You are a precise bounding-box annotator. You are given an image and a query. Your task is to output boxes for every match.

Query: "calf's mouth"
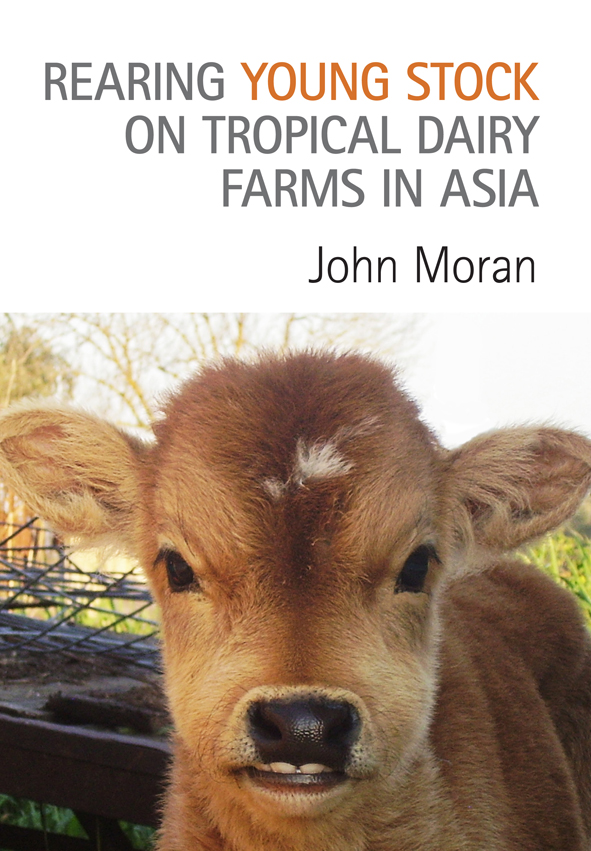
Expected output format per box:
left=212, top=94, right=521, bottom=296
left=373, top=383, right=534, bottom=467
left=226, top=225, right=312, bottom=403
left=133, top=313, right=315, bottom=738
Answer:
left=246, top=761, right=347, bottom=791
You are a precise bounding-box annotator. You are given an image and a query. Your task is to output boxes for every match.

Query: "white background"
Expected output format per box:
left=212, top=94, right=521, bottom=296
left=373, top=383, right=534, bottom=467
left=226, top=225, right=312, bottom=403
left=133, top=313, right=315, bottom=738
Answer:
left=1, top=0, right=588, bottom=311
left=401, top=314, right=591, bottom=446
left=1, top=1, right=590, bottom=440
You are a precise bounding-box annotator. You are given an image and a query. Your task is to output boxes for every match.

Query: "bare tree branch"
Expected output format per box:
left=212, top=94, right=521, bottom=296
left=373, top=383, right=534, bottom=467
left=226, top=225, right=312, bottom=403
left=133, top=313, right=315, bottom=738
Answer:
left=1, top=313, right=421, bottom=430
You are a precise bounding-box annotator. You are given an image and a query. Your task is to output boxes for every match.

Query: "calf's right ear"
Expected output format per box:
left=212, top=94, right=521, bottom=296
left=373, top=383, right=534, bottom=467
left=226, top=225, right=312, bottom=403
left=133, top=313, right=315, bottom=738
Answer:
left=0, top=405, right=145, bottom=547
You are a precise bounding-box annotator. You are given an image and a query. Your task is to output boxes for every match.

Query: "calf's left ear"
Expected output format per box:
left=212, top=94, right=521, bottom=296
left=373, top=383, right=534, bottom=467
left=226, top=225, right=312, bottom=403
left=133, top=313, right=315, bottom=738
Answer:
left=0, top=405, right=145, bottom=548
left=445, top=427, right=591, bottom=551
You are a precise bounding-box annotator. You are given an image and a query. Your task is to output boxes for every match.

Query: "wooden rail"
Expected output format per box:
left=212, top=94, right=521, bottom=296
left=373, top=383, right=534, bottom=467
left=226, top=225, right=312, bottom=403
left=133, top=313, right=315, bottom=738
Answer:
left=0, top=712, right=171, bottom=850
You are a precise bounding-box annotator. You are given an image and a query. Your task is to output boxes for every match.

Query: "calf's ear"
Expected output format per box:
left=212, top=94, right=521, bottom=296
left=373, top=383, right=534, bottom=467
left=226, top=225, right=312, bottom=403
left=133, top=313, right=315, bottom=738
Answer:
left=446, top=427, right=591, bottom=551
left=0, top=405, right=145, bottom=547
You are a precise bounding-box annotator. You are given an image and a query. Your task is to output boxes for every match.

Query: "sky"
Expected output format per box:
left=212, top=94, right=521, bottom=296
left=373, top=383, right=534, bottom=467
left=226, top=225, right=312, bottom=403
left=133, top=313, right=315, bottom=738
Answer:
left=398, top=313, right=591, bottom=446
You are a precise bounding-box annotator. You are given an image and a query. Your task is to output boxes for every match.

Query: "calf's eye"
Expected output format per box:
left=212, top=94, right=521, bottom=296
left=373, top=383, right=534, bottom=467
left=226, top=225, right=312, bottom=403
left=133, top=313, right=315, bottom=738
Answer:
left=396, top=545, right=438, bottom=594
left=162, top=550, right=197, bottom=592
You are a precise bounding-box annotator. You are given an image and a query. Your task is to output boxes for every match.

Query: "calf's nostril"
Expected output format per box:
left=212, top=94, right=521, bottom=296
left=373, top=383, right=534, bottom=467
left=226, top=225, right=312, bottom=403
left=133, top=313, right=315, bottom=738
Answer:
left=247, top=698, right=360, bottom=771
left=249, top=703, right=284, bottom=743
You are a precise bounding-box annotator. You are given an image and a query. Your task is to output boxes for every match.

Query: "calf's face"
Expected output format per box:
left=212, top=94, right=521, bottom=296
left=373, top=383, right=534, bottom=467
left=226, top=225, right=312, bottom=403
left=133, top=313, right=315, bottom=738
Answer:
left=141, top=355, right=443, bottom=819
left=1, top=352, right=591, bottom=834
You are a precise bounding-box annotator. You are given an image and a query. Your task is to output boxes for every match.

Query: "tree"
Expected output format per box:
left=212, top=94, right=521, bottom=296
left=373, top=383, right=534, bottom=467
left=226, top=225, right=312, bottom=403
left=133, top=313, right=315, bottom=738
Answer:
left=0, top=318, right=75, bottom=408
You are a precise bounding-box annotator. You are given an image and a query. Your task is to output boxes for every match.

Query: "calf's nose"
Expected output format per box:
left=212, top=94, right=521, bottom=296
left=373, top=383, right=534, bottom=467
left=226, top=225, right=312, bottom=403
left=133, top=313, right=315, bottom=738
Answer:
left=247, top=697, right=360, bottom=771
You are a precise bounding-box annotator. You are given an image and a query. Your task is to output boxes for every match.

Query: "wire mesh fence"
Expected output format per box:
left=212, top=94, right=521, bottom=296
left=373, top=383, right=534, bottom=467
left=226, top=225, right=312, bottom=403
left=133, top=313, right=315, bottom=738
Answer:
left=0, top=518, right=160, bottom=669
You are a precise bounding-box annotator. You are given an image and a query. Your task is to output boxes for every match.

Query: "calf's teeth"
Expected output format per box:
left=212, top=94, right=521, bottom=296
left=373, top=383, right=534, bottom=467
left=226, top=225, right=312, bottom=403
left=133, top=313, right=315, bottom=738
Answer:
left=253, top=762, right=334, bottom=775
left=269, top=762, right=298, bottom=774
left=300, top=763, right=333, bottom=774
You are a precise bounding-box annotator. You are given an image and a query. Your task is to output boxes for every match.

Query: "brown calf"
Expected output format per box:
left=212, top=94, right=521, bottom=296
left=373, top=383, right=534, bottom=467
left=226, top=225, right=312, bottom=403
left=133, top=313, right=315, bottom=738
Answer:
left=1, top=351, right=591, bottom=851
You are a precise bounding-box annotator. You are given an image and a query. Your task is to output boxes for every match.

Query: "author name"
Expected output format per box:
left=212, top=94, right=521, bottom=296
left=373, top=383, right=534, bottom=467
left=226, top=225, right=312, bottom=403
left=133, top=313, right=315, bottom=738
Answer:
left=309, top=245, right=535, bottom=283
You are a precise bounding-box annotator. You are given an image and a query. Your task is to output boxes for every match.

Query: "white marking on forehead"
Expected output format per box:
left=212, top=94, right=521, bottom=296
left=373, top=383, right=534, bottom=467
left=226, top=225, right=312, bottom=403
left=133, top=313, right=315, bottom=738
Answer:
left=259, top=421, right=377, bottom=501
left=293, top=438, right=353, bottom=485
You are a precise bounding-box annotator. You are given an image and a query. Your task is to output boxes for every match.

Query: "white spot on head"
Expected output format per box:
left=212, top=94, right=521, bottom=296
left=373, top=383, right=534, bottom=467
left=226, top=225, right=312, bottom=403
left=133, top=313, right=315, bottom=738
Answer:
left=293, top=438, right=353, bottom=485
left=260, top=429, right=361, bottom=500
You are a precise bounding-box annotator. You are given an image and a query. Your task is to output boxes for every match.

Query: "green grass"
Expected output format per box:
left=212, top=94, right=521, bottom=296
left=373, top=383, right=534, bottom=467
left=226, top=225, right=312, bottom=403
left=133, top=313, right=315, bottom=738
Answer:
left=66, top=597, right=159, bottom=635
left=523, top=529, right=591, bottom=627
left=14, top=594, right=160, bottom=636
left=0, top=794, right=155, bottom=849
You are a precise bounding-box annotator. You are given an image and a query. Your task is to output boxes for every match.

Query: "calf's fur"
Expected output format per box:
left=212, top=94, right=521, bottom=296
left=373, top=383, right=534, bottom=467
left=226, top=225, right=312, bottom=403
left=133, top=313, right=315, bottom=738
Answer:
left=1, top=351, right=591, bottom=850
